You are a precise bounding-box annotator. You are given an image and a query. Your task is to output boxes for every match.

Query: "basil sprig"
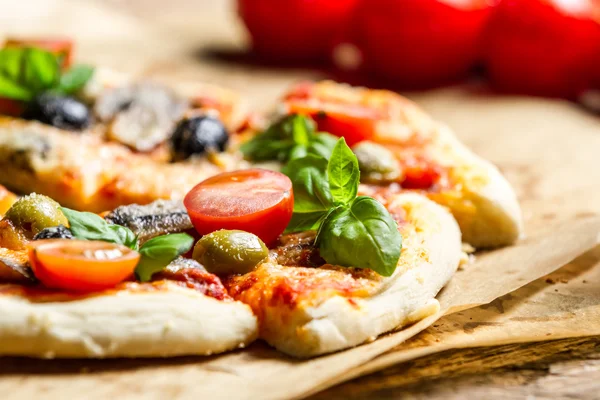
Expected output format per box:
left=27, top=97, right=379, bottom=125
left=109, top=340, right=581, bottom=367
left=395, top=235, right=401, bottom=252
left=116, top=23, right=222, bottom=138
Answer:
left=240, top=114, right=338, bottom=163
left=61, top=208, right=138, bottom=250
left=0, top=47, right=94, bottom=101
left=283, top=138, right=402, bottom=277
left=61, top=208, right=193, bottom=282
left=135, top=233, right=195, bottom=282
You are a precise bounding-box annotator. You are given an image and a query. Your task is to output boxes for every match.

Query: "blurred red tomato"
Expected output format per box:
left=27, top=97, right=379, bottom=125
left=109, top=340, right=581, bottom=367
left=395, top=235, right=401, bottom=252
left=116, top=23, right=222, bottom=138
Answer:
left=238, top=0, right=359, bottom=62
left=484, top=0, right=600, bottom=98
left=350, top=0, right=496, bottom=89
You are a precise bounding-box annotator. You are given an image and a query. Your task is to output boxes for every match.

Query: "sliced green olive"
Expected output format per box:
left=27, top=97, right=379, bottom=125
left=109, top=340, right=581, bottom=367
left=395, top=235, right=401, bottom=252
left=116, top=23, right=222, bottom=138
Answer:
left=353, top=141, right=402, bottom=184
left=5, top=193, right=68, bottom=237
left=192, top=230, right=268, bottom=275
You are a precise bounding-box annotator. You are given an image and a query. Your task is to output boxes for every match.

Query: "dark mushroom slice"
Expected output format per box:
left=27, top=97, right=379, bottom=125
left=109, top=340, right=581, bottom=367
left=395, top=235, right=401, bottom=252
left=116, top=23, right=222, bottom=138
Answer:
left=104, top=199, right=193, bottom=245
left=94, top=83, right=188, bottom=152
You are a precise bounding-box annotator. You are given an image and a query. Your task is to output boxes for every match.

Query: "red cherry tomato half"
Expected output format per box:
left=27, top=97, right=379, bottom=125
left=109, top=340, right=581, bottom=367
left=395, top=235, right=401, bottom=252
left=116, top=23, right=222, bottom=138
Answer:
left=4, top=38, right=74, bottom=69
left=353, top=0, right=495, bottom=89
left=237, top=0, right=359, bottom=62
left=29, top=240, right=140, bottom=292
left=484, top=0, right=600, bottom=99
left=184, top=169, right=294, bottom=245
left=286, top=100, right=378, bottom=147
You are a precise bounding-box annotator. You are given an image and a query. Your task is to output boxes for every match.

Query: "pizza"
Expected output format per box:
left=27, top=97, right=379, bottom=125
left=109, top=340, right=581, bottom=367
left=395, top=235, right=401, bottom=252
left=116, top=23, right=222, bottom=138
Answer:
left=0, top=39, right=522, bottom=358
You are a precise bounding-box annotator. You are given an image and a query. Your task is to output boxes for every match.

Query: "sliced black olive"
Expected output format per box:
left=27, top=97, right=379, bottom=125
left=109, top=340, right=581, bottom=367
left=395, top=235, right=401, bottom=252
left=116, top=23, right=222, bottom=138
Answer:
left=33, top=225, right=74, bottom=240
left=23, top=93, right=91, bottom=131
left=170, top=115, right=229, bottom=161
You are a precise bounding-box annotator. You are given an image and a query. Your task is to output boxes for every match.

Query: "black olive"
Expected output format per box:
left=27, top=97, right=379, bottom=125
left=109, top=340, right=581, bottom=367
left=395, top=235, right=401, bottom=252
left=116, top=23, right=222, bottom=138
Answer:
left=170, top=115, right=228, bottom=161
left=33, top=225, right=74, bottom=240
left=23, top=93, right=91, bottom=131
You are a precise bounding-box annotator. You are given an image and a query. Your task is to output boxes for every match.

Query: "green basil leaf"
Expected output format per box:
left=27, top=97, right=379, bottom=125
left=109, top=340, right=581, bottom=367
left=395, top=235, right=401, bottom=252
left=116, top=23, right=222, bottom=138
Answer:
left=108, top=224, right=139, bottom=250
left=135, top=233, right=194, bottom=282
left=0, top=75, right=32, bottom=101
left=0, top=47, right=60, bottom=100
left=61, top=207, right=137, bottom=249
left=240, top=136, right=294, bottom=162
left=57, top=64, right=94, bottom=94
left=242, top=114, right=317, bottom=162
left=291, top=114, right=311, bottom=146
left=317, top=196, right=402, bottom=277
left=22, top=48, right=60, bottom=92
left=306, top=133, right=338, bottom=160
left=283, top=155, right=333, bottom=213
left=284, top=210, right=327, bottom=234
left=327, top=138, right=360, bottom=205
left=289, top=143, right=308, bottom=161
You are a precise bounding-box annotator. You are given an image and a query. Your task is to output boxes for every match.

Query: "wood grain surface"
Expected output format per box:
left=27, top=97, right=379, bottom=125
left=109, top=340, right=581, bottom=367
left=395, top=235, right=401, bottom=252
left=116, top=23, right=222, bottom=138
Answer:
left=2, top=1, right=600, bottom=399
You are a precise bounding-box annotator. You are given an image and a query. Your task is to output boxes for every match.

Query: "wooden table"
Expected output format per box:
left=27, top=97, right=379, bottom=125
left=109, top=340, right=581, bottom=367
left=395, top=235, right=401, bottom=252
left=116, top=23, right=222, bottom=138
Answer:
left=3, top=1, right=600, bottom=398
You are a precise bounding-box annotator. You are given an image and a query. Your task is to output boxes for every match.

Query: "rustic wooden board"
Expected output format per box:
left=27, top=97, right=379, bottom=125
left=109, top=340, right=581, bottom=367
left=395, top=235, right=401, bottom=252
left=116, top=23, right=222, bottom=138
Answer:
left=2, top=1, right=600, bottom=399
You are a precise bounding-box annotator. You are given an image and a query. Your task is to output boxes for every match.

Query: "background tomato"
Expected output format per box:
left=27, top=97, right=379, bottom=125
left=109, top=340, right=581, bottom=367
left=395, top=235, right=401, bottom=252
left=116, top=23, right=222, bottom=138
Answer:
left=238, top=0, right=359, bottom=62
left=184, top=169, right=294, bottom=245
left=351, top=0, right=496, bottom=89
left=484, top=0, right=600, bottom=98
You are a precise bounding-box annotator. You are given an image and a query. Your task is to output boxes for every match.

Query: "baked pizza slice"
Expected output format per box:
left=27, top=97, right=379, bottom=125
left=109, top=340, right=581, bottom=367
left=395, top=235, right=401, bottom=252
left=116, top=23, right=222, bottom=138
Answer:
left=226, top=190, right=461, bottom=357
left=0, top=191, right=257, bottom=358
left=0, top=117, right=248, bottom=212
left=181, top=140, right=463, bottom=357
left=276, top=81, right=523, bottom=248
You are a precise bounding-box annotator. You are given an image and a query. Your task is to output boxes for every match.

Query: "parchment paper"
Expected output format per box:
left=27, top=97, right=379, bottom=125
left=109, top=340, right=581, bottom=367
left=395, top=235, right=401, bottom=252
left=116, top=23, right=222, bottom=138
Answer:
left=2, top=1, right=600, bottom=399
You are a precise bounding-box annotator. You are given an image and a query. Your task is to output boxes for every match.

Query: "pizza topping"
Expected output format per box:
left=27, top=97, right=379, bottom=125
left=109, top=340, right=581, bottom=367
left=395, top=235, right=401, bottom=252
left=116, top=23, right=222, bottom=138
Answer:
left=104, top=199, right=193, bottom=245
left=0, top=46, right=94, bottom=112
left=96, top=84, right=187, bottom=152
left=353, top=141, right=402, bottom=184
left=33, top=225, right=74, bottom=240
left=285, top=101, right=378, bottom=146
left=60, top=207, right=195, bottom=283
left=240, top=114, right=337, bottom=163
left=22, top=93, right=91, bottom=131
left=61, top=207, right=138, bottom=249
left=5, top=194, right=68, bottom=238
left=134, top=233, right=195, bottom=282
left=271, top=231, right=324, bottom=267
left=192, top=230, right=268, bottom=275
left=29, top=239, right=140, bottom=292
left=170, top=115, right=229, bottom=161
left=184, top=168, right=294, bottom=245
left=283, top=138, right=402, bottom=276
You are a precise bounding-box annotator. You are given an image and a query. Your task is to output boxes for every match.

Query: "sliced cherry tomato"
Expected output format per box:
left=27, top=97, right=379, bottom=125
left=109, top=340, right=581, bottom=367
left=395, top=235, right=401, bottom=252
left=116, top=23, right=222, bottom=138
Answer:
left=184, top=169, right=293, bottom=245
left=351, top=0, right=495, bottom=89
left=29, top=240, right=140, bottom=292
left=4, top=38, right=74, bottom=69
left=401, top=158, right=442, bottom=190
left=237, top=0, right=359, bottom=62
left=285, top=100, right=378, bottom=147
left=484, top=0, right=600, bottom=99
left=0, top=185, right=17, bottom=216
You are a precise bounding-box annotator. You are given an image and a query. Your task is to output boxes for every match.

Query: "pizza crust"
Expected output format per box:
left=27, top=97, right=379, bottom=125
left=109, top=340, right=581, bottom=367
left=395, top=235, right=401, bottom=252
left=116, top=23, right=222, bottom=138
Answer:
left=0, top=283, right=258, bottom=358
left=243, top=193, right=462, bottom=358
left=431, top=125, right=523, bottom=248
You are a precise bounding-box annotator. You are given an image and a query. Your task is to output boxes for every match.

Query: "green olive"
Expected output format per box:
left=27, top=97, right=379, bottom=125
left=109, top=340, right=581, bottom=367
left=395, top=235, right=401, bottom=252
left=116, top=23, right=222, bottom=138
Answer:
left=5, top=193, right=68, bottom=236
left=353, top=141, right=401, bottom=184
left=193, top=230, right=268, bottom=275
